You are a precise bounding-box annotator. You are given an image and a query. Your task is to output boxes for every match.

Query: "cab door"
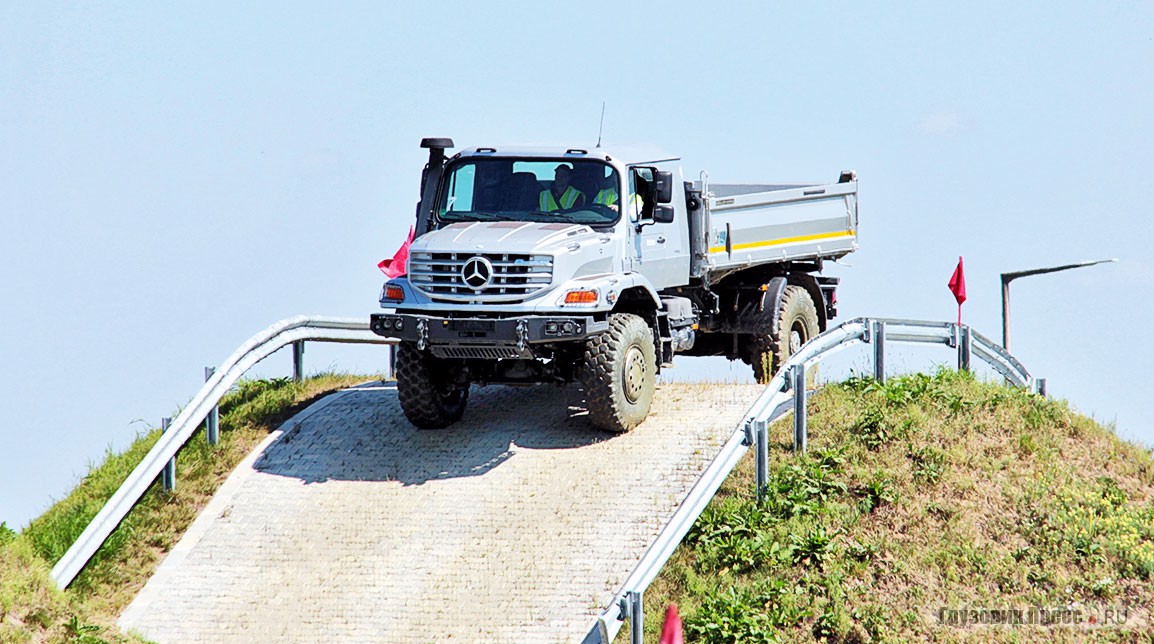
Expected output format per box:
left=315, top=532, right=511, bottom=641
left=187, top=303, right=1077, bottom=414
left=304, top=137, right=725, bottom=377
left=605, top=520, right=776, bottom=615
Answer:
left=630, top=166, right=689, bottom=289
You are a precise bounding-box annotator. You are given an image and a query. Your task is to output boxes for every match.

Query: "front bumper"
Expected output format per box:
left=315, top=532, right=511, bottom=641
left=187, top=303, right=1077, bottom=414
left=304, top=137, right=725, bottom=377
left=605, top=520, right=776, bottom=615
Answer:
left=370, top=312, right=608, bottom=359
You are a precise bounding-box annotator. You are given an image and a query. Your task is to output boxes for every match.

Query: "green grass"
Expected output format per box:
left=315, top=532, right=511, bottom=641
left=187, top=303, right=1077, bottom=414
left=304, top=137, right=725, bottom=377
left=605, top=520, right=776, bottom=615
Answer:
left=0, top=373, right=375, bottom=644
left=640, top=369, right=1154, bottom=643
left=7, top=369, right=1152, bottom=643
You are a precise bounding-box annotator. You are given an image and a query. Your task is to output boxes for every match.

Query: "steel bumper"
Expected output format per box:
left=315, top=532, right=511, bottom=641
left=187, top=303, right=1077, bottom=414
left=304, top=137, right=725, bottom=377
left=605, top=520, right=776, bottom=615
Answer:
left=370, top=312, right=608, bottom=356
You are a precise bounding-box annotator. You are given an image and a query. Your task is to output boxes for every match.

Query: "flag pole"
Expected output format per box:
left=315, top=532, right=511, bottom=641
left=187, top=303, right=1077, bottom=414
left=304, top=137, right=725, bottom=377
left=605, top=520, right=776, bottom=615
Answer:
left=948, top=256, right=966, bottom=328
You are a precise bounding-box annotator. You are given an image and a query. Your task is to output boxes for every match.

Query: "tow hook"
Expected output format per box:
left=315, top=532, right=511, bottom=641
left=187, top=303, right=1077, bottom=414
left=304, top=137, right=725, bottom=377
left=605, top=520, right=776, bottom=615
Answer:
left=416, top=318, right=429, bottom=351
left=516, top=319, right=529, bottom=352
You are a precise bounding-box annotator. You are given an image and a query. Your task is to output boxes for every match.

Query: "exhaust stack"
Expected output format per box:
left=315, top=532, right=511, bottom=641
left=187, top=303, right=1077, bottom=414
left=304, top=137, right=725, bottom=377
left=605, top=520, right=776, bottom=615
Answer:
left=415, top=137, right=454, bottom=237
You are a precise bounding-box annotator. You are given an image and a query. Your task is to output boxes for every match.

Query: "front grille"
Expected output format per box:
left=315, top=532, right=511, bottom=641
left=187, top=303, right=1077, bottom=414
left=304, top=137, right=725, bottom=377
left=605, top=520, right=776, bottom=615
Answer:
left=429, top=346, right=530, bottom=359
left=409, top=252, right=553, bottom=303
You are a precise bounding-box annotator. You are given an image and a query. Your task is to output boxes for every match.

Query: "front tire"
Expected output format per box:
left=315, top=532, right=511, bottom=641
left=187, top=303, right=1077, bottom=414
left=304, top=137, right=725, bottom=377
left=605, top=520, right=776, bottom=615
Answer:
left=581, top=313, right=657, bottom=433
left=749, top=285, right=820, bottom=384
left=396, top=342, right=469, bottom=429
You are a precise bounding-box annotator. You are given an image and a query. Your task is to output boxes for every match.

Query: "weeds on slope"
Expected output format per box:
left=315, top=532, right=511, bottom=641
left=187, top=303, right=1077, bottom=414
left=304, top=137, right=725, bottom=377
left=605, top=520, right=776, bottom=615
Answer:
left=642, top=369, right=1154, bottom=643
left=1, top=373, right=373, bottom=643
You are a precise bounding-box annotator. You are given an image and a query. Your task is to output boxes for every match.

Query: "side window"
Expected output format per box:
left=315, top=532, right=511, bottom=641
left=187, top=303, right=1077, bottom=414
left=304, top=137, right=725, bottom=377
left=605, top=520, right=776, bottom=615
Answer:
left=631, top=168, right=655, bottom=220
left=443, top=164, right=475, bottom=213
left=627, top=171, right=639, bottom=222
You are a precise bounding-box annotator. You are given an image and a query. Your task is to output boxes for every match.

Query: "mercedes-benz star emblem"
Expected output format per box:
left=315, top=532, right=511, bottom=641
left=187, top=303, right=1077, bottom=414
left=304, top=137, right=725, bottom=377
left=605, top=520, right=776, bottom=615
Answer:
left=461, top=256, right=493, bottom=289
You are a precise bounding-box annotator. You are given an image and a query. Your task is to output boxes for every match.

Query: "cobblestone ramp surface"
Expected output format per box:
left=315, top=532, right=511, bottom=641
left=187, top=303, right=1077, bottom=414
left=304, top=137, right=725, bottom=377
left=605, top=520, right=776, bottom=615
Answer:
left=119, top=381, right=762, bottom=643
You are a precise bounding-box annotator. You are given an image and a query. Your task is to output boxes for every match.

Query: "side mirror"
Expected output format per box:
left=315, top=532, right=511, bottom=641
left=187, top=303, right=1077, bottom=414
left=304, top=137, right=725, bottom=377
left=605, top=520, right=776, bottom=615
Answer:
left=653, top=205, right=675, bottom=224
left=654, top=171, right=674, bottom=204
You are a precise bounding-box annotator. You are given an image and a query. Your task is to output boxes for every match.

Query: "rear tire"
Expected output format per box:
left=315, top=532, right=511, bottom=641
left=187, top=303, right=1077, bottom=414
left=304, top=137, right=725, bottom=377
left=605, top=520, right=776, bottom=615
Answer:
left=749, top=285, right=819, bottom=384
left=396, top=342, right=469, bottom=429
left=581, top=313, right=657, bottom=432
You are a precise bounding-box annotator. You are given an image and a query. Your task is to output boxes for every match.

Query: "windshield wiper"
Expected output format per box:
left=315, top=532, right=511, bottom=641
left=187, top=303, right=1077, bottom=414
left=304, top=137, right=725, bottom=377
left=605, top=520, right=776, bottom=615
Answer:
left=443, top=211, right=503, bottom=221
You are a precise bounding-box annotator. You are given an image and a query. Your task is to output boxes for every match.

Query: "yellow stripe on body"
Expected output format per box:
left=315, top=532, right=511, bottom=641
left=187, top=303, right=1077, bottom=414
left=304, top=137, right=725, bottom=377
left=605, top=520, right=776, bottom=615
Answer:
left=708, top=229, right=854, bottom=254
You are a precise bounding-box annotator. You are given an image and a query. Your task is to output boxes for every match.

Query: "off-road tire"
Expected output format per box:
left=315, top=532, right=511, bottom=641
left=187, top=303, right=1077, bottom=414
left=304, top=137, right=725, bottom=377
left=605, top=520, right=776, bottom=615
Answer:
left=749, top=285, right=820, bottom=384
left=396, top=342, right=469, bottom=429
left=581, top=313, right=657, bottom=433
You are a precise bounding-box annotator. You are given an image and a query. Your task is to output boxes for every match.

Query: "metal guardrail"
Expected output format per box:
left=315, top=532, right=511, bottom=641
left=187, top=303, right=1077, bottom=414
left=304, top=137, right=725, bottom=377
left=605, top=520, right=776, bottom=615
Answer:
left=50, top=316, right=395, bottom=589
left=588, top=317, right=1039, bottom=644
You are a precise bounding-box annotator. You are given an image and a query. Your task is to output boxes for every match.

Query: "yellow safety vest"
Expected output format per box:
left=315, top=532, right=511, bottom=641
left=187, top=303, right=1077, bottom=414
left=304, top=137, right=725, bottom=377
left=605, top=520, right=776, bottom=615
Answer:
left=539, top=186, right=584, bottom=211
left=595, top=189, right=642, bottom=217
left=593, top=188, right=618, bottom=206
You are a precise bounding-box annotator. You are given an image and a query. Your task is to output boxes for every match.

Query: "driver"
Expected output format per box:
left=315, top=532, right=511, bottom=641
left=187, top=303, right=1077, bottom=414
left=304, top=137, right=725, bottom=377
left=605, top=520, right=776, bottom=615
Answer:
left=539, top=164, right=586, bottom=212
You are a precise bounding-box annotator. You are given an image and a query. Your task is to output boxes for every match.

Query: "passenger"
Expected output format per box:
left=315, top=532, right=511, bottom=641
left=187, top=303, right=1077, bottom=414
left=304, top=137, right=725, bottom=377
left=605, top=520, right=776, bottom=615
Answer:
left=539, top=164, right=586, bottom=211
left=592, top=172, right=619, bottom=208
left=593, top=172, right=642, bottom=219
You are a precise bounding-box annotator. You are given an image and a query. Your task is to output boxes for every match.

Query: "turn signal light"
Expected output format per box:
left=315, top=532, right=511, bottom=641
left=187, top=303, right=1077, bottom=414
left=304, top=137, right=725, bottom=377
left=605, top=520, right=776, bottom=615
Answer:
left=383, top=285, right=405, bottom=302
left=564, top=289, right=598, bottom=304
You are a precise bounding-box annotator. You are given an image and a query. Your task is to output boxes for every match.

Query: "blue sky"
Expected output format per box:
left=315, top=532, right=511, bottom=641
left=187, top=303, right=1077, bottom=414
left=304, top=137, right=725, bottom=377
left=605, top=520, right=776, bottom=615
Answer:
left=2, top=2, right=1152, bottom=529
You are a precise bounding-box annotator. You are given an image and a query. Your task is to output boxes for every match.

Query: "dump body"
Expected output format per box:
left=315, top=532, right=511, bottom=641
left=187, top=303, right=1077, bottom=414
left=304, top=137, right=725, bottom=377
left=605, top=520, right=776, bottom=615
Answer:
left=694, top=181, right=858, bottom=280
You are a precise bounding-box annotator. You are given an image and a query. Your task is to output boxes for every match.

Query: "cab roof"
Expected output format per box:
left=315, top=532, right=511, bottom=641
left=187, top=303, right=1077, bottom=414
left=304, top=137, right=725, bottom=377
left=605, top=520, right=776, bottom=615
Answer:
left=451, top=144, right=678, bottom=167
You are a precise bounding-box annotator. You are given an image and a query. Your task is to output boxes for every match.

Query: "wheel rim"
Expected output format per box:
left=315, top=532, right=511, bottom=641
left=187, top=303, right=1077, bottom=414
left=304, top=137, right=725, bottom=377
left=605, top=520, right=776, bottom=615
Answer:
left=790, top=321, right=807, bottom=354
left=622, top=345, right=647, bottom=404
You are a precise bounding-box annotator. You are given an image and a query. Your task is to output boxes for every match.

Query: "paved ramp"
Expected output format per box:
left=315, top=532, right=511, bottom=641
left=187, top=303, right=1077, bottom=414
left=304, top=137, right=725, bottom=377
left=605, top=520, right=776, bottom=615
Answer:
left=119, top=381, right=761, bottom=643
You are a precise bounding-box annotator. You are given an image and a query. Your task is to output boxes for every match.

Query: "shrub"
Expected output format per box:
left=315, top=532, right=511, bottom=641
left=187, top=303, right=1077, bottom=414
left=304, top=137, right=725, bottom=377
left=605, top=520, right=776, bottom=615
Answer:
left=789, top=524, right=839, bottom=568
left=685, top=582, right=807, bottom=644
left=909, top=446, right=947, bottom=484
left=858, top=472, right=898, bottom=512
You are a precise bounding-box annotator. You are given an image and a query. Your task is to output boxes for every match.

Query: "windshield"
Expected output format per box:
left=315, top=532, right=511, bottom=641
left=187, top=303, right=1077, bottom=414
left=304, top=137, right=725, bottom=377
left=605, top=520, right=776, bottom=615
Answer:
left=436, top=158, right=625, bottom=226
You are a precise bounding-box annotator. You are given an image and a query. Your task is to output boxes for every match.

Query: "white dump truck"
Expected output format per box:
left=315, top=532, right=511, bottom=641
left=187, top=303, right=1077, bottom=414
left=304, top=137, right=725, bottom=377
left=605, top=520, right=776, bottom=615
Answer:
left=371, top=138, right=858, bottom=432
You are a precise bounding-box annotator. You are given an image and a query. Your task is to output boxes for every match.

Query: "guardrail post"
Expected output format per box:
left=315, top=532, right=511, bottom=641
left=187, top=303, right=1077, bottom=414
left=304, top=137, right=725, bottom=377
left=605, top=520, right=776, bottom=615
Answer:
left=292, top=341, right=305, bottom=382
left=957, top=325, right=972, bottom=372
left=205, top=367, right=219, bottom=447
left=755, top=419, right=769, bottom=503
left=386, top=344, right=397, bottom=381
left=872, top=320, right=886, bottom=383
left=793, top=364, right=807, bottom=453
left=161, top=418, right=175, bottom=492
left=1034, top=377, right=1047, bottom=398
left=627, top=590, right=643, bottom=644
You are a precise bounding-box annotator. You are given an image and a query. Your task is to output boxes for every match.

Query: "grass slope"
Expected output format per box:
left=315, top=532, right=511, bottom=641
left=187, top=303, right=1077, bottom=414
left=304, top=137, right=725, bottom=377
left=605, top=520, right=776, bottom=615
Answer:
left=0, top=373, right=374, bottom=644
left=6, top=370, right=1150, bottom=643
left=643, top=370, right=1154, bottom=643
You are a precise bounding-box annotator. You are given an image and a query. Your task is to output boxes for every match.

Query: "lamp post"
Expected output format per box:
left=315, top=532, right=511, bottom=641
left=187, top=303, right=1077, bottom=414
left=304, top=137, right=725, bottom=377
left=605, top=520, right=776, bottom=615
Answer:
left=1001, top=258, right=1117, bottom=351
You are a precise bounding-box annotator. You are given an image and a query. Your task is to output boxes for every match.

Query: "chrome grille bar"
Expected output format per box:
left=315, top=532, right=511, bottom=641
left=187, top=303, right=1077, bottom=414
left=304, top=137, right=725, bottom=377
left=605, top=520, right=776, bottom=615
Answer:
left=408, top=252, right=554, bottom=303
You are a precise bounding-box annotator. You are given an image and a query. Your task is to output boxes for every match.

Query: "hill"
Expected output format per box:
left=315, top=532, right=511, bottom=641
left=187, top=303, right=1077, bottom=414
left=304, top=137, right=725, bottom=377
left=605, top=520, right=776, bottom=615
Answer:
left=3, top=370, right=1151, bottom=643
left=0, top=374, right=370, bottom=644
left=642, top=369, right=1154, bottom=642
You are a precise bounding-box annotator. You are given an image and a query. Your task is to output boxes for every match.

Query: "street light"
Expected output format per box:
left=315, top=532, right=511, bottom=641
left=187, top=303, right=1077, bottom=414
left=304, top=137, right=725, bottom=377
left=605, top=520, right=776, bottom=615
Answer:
left=1001, top=258, right=1117, bottom=351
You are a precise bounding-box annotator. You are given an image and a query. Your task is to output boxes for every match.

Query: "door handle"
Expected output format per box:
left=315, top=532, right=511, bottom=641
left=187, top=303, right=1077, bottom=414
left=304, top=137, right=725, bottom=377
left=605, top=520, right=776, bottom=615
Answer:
left=656, top=236, right=666, bottom=244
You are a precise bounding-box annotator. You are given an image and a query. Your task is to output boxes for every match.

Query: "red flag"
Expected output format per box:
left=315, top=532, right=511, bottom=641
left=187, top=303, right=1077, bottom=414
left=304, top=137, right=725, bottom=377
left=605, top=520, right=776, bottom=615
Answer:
left=948, top=256, right=966, bottom=305
left=378, top=227, right=414, bottom=278
left=659, top=604, right=683, bottom=644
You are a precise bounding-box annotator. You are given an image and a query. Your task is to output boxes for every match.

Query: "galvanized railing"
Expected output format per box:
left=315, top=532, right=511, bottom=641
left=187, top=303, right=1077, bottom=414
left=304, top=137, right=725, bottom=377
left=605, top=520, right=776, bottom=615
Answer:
left=587, top=317, right=1039, bottom=644
left=50, top=316, right=395, bottom=589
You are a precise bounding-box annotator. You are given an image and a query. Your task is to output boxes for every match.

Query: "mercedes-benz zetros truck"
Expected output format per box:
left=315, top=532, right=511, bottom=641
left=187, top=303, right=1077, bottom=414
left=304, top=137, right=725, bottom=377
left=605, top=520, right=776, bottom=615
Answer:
left=371, top=138, right=858, bottom=432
